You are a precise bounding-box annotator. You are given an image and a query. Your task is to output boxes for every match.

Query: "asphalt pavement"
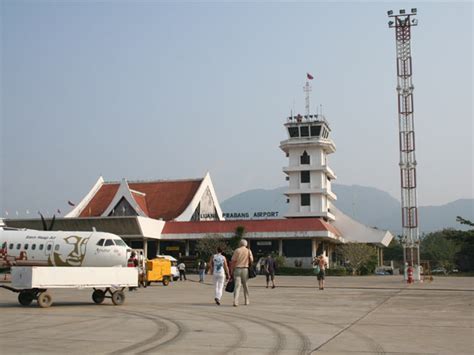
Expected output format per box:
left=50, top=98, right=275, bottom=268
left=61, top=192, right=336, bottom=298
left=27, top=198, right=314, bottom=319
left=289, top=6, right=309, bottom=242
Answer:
left=0, top=275, right=472, bottom=354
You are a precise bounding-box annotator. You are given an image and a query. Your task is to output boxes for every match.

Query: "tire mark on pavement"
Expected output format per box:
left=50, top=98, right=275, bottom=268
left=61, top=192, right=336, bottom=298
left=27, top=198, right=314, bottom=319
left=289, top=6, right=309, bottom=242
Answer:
left=109, top=308, right=180, bottom=355
left=149, top=304, right=248, bottom=354
left=220, top=310, right=287, bottom=354
left=241, top=313, right=312, bottom=355
left=347, top=328, right=386, bottom=355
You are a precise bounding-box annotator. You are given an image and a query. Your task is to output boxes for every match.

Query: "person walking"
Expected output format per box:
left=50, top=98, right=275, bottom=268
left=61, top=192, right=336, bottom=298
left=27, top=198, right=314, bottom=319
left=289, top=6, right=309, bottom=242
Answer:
left=177, top=261, right=187, bottom=281
left=264, top=254, right=276, bottom=289
left=313, top=254, right=328, bottom=290
left=198, top=259, right=207, bottom=282
left=128, top=251, right=139, bottom=291
left=208, top=247, right=230, bottom=305
left=230, top=239, right=253, bottom=307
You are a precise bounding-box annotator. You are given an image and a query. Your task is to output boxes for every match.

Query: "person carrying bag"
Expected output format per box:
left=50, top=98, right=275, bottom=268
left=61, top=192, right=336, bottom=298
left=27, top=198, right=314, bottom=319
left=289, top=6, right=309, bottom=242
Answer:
left=230, top=239, right=253, bottom=306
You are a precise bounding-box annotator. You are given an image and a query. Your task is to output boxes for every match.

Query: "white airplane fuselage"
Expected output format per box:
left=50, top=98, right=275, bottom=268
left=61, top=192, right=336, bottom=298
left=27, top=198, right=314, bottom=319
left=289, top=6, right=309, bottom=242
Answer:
left=0, top=228, right=131, bottom=268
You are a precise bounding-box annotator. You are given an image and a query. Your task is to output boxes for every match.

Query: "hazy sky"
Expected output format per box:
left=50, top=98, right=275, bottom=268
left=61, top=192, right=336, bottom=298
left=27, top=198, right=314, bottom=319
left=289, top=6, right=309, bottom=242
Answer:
left=1, top=1, right=472, bottom=218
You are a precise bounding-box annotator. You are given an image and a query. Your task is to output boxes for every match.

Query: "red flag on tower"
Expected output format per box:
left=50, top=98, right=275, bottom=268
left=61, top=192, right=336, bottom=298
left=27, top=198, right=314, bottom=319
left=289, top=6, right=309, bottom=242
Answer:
left=307, top=73, right=314, bottom=80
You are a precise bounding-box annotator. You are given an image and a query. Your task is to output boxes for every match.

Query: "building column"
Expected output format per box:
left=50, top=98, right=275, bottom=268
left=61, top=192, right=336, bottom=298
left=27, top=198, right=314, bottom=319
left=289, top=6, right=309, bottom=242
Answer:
left=156, top=241, right=161, bottom=255
left=143, top=238, right=148, bottom=259
left=185, top=240, right=190, bottom=256
left=380, top=247, right=384, bottom=266
left=278, top=239, right=283, bottom=256
left=312, top=239, right=318, bottom=260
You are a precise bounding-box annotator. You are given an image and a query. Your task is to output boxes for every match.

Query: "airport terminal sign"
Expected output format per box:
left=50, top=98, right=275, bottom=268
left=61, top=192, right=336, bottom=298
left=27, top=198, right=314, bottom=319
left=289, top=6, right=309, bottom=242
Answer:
left=200, top=211, right=279, bottom=219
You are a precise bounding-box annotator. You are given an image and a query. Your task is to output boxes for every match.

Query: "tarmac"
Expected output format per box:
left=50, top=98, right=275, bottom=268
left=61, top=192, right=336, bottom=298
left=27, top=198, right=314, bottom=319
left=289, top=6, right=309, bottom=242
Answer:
left=0, top=275, right=473, bottom=354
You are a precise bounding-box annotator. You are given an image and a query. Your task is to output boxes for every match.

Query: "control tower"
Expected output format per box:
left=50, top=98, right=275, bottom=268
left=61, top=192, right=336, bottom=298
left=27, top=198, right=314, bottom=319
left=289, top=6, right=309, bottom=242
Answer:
left=279, top=80, right=337, bottom=220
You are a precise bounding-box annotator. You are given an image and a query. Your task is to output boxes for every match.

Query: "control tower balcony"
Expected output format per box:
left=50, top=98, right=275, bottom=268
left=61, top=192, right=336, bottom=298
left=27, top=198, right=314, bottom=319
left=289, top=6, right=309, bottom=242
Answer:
left=280, top=139, right=336, bottom=155
left=285, top=210, right=336, bottom=221
left=284, top=188, right=337, bottom=201
left=282, top=165, right=337, bottom=180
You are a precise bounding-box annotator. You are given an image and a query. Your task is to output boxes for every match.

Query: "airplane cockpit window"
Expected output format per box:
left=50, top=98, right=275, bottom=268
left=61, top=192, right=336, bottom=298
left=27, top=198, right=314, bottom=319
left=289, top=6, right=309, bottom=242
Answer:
left=114, top=240, right=127, bottom=246
left=96, top=239, right=105, bottom=246
left=47, top=245, right=52, bottom=251
left=9, top=243, right=13, bottom=249
left=16, top=243, right=21, bottom=250
left=55, top=245, right=60, bottom=251
left=24, top=244, right=29, bottom=250
left=32, top=244, right=36, bottom=250
left=104, top=239, right=115, bottom=246
left=39, top=244, right=44, bottom=251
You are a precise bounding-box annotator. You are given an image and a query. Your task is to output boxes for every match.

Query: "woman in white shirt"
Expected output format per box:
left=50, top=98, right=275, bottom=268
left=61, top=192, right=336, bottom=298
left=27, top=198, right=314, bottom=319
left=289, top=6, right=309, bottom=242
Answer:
left=208, top=247, right=230, bottom=305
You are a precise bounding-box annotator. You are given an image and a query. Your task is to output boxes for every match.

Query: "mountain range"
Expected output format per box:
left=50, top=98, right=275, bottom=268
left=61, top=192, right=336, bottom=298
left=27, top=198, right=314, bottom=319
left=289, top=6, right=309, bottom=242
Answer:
left=220, top=184, right=474, bottom=234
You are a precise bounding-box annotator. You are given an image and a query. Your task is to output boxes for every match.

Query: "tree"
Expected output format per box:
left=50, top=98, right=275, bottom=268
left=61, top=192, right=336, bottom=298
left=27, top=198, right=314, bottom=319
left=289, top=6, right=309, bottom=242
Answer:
left=449, top=216, right=474, bottom=271
left=456, top=216, right=474, bottom=227
left=420, top=230, right=460, bottom=271
left=195, top=234, right=232, bottom=262
left=383, top=237, right=404, bottom=264
left=337, top=243, right=377, bottom=275
left=229, top=226, right=245, bottom=250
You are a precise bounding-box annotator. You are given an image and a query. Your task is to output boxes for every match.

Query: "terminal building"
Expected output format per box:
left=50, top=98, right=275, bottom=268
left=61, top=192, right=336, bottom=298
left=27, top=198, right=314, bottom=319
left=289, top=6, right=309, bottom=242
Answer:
left=6, top=99, right=393, bottom=268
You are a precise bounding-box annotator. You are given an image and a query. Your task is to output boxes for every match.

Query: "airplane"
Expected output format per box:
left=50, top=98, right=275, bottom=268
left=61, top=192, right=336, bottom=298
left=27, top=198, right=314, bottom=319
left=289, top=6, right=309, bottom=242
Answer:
left=0, top=221, right=132, bottom=268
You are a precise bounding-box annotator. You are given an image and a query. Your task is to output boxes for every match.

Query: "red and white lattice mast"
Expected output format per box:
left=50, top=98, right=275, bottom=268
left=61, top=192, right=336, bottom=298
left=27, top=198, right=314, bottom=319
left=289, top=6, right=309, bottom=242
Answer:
left=388, top=8, right=421, bottom=280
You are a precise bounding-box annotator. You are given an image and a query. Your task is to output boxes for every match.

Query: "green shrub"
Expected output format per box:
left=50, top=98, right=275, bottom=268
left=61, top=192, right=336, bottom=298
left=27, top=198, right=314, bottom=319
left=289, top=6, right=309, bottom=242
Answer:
left=273, top=255, right=286, bottom=269
left=276, top=267, right=315, bottom=276
left=326, top=267, right=348, bottom=276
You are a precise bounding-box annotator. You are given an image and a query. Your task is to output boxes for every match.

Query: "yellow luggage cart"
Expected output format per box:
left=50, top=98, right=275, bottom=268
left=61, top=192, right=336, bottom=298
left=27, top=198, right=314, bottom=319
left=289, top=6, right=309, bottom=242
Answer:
left=145, top=258, right=172, bottom=286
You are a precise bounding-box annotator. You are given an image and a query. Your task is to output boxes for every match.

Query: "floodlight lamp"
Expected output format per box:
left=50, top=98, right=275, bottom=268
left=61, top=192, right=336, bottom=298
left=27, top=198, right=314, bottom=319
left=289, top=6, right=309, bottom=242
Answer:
left=388, top=21, right=394, bottom=26
left=411, top=19, right=418, bottom=25
left=399, top=9, right=405, bottom=14
left=387, top=10, right=393, bottom=16
left=411, top=8, right=417, bottom=14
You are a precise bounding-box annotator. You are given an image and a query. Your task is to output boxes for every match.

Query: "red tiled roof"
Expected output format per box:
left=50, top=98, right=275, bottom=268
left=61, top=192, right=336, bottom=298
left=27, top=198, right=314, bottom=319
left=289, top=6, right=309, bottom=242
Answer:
left=79, top=179, right=203, bottom=220
left=162, top=218, right=341, bottom=237
left=131, top=191, right=149, bottom=216
left=79, top=184, right=119, bottom=217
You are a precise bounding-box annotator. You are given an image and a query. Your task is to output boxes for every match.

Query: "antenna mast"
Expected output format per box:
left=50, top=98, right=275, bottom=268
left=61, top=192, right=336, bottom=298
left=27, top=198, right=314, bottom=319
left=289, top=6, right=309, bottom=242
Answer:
left=304, top=74, right=312, bottom=119
left=387, top=8, right=421, bottom=279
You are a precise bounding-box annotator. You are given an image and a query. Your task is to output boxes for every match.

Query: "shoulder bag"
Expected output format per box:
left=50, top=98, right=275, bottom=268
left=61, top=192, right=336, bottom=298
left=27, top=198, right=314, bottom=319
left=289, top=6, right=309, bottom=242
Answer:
left=225, top=278, right=235, bottom=293
left=248, top=249, right=257, bottom=279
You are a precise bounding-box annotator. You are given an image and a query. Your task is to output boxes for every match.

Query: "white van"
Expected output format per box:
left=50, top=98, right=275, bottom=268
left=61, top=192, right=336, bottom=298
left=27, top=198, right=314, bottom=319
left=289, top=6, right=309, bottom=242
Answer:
left=156, top=254, right=180, bottom=281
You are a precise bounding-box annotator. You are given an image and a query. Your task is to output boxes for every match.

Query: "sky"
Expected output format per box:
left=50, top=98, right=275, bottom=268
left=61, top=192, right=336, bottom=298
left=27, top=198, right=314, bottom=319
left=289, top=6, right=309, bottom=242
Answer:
left=0, top=0, right=472, bottom=218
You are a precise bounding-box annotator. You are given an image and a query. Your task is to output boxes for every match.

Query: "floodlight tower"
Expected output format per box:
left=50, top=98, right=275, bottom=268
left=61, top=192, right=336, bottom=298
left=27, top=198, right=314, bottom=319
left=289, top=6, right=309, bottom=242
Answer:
left=387, top=8, right=421, bottom=280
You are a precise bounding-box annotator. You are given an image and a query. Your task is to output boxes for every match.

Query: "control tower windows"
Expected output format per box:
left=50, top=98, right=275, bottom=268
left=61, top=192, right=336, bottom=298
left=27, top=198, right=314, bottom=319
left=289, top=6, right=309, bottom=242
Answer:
left=301, top=171, right=310, bottom=183
left=311, top=125, right=321, bottom=137
left=301, top=194, right=310, bottom=206
left=288, top=127, right=299, bottom=137
left=300, top=151, right=310, bottom=165
left=300, top=126, right=309, bottom=137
